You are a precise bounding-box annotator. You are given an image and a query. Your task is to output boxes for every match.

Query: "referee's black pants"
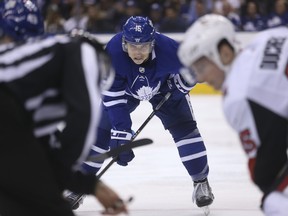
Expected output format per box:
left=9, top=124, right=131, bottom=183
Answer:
left=0, top=88, right=74, bottom=216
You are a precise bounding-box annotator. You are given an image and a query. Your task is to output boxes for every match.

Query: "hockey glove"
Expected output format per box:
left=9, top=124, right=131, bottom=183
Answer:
left=167, top=72, right=196, bottom=94
left=110, top=129, right=135, bottom=166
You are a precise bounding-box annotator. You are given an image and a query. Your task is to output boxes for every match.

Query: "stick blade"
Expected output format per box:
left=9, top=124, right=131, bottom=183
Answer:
left=87, top=138, right=153, bottom=162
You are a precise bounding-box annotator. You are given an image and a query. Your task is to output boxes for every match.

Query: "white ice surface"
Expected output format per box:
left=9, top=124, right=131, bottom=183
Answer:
left=75, top=95, right=263, bottom=216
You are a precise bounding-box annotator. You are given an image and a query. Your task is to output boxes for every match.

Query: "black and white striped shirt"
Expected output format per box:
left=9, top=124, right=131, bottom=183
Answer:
left=0, top=35, right=103, bottom=173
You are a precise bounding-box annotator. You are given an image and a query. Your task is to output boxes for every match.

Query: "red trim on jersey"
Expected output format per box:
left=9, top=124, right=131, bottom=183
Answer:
left=277, top=176, right=288, bottom=192
left=248, top=158, right=256, bottom=181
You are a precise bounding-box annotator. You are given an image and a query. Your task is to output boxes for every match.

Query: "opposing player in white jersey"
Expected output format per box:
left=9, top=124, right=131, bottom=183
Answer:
left=178, top=14, right=288, bottom=216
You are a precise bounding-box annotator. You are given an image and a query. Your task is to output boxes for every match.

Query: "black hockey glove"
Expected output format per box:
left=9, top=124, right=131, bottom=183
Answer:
left=110, top=129, right=135, bottom=166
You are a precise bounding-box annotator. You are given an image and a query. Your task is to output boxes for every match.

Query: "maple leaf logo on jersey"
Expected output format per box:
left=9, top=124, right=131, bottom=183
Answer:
left=130, top=75, right=160, bottom=101
left=134, top=85, right=158, bottom=100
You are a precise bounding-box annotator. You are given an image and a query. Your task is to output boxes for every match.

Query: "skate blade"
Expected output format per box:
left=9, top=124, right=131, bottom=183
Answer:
left=201, top=206, right=210, bottom=216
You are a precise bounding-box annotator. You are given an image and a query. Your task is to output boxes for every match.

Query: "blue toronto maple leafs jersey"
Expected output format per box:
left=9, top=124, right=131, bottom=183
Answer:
left=103, top=32, right=184, bottom=130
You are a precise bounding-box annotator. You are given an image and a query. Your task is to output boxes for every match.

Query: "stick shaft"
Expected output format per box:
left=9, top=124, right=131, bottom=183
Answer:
left=97, top=92, right=171, bottom=178
left=70, top=92, right=171, bottom=208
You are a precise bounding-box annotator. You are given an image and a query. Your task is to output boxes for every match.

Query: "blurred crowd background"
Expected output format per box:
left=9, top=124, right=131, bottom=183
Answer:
left=38, top=0, right=288, bottom=34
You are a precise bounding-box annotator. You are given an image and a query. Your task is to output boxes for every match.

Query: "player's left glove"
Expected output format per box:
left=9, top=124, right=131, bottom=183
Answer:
left=167, top=71, right=196, bottom=94
left=110, top=129, right=135, bottom=166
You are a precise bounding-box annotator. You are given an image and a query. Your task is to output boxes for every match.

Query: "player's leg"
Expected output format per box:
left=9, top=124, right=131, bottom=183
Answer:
left=248, top=101, right=288, bottom=215
left=66, top=97, right=140, bottom=209
left=0, top=89, right=74, bottom=216
left=170, top=120, right=214, bottom=208
left=81, top=115, right=111, bottom=174
left=151, top=94, right=214, bottom=208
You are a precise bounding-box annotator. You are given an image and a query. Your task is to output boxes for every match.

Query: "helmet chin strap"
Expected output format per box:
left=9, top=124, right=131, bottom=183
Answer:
left=222, top=64, right=232, bottom=76
left=142, top=56, right=150, bottom=64
left=139, top=50, right=154, bottom=65
left=218, top=48, right=238, bottom=77
left=211, top=40, right=238, bottom=77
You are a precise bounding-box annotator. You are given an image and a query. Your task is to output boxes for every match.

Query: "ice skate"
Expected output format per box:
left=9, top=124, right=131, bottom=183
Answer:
left=64, top=191, right=85, bottom=210
left=192, top=178, right=214, bottom=215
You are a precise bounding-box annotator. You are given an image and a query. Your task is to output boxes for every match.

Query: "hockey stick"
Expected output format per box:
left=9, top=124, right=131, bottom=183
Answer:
left=87, top=138, right=153, bottom=162
left=70, top=92, right=171, bottom=209
left=272, top=162, right=288, bottom=191
left=97, top=91, right=171, bottom=179
left=69, top=138, right=152, bottom=210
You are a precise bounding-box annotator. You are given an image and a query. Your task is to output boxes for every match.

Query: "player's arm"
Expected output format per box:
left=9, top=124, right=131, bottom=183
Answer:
left=104, top=36, right=133, bottom=131
left=102, top=75, right=135, bottom=166
left=103, top=38, right=135, bottom=166
left=54, top=40, right=104, bottom=193
left=223, top=98, right=261, bottom=182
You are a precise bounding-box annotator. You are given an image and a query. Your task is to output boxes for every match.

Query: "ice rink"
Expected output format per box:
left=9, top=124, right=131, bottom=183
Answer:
left=75, top=95, right=264, bottom=216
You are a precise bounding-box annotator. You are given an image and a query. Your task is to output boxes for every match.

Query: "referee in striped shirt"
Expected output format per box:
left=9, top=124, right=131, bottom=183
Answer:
left=0, top=1, right=127, bottom=215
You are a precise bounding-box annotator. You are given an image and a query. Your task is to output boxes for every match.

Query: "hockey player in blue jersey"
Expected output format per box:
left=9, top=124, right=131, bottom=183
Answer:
left=67, top=16, right=214, bottom=212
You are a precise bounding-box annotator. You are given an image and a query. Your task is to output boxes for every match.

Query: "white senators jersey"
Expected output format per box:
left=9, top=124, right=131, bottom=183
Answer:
left=222, top=26, right=288, bottom=159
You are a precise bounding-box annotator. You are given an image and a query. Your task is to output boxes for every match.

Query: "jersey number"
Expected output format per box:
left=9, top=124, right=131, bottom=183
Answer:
left=239, top=129, right=257, bottom=155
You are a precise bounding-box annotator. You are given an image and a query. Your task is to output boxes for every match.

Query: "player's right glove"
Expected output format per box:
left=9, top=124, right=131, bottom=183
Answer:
left=110, top=129, right=135, bottom=166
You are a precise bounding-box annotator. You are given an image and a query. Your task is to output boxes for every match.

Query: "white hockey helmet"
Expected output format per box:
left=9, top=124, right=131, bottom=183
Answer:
left=178, top=14, right=237, bottom=75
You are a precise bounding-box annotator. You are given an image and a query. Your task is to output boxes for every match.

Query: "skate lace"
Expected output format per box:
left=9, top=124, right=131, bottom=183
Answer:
left=192, top=181, right=210, bottom=203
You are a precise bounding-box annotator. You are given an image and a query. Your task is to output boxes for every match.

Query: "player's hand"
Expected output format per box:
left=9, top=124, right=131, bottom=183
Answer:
left=94, top=181, right=128, bottom=215
left=167, top=72, right=196, bottom=94
left=110, top=129, right=135, bottom=166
